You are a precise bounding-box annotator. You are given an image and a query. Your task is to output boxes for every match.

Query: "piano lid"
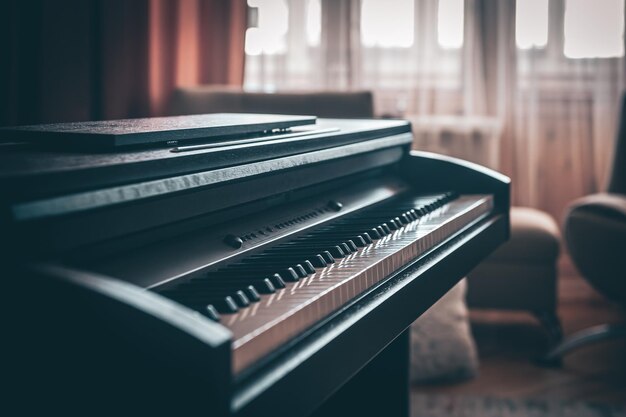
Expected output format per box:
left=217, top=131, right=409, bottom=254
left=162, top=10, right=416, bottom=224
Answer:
left=0, top=118, right=411, bottom=201
left=0, top=113, right=317, bottom=149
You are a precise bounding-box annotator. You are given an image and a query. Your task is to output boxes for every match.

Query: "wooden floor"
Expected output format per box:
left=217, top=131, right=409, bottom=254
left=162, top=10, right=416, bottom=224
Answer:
left=414, top=255, right=626, bottom=404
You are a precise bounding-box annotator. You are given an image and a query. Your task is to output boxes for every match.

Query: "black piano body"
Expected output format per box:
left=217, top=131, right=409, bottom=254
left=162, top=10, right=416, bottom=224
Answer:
left=1, top=118, right=509, bottom=416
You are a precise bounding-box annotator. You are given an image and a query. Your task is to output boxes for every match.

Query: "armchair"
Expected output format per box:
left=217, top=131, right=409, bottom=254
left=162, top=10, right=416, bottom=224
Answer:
left=541, top=94, right=626, bottom=363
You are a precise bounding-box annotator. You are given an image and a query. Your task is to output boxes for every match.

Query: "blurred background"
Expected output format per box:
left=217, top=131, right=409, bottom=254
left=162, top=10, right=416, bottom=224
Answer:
left=2, top=0, right=625, bottom=412
left=2, top=0, right=624, bottom=222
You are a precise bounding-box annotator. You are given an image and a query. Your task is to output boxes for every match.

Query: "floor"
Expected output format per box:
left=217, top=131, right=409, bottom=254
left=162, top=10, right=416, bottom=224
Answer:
left=414, top=255, right=626, bottom=404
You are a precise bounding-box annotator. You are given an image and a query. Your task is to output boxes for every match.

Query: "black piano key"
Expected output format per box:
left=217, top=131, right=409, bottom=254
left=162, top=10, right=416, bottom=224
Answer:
left=340, top=242, right=352, bottom=254
left=352, top=236, right=367, bottom=247
left=243, top=285, right=261, bottom=302
left=361, top=233, right=373, bottom=244
left=214, top=296, right=239, bottom=314
left=345, top=240, right=358, bottom=251
left=271, top=273, right=287, bottom=288
left=282, top=268, right=300, bottom=282
left=204, top=305, right=221, bottom=321
left=329, top=246, right=345, bottom=258
left=256, top=278, right=276, bottom=294
left=369, top=228, right=381, bottom=239
left=233, top=290, right=250, bottom=307
left=294, top=264, right=308, bottom=277
left=321, top=251, right=335, bottom=264
left=303, top=260, right=316, bottom=274
left=312, top=254, right=327, bottom=267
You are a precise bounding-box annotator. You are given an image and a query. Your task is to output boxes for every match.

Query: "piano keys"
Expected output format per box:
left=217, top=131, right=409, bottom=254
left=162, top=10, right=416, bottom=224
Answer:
left=157, top=192, right=493, bottom=373
left=1, top=116, right=510, bottom=417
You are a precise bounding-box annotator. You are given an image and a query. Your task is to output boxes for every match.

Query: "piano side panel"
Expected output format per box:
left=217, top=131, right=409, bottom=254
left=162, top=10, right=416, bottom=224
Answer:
left=399, top=150, right=511, bottom=216
left=6, top=265, right=232, bottom=416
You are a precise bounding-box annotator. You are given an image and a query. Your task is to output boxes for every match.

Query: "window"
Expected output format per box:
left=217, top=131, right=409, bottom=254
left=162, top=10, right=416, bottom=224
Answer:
left=245, top=0, right=289, bottom=56
left=437, top=0, right=464, bottom=49
left=516, top=0, right=549, bottom=49
left=564, top=0, right=624, bottom=58
left=361, top=0, right=414, bottom=48
left=244, top=0, right=322, bottom=91
left=306, top=0, right=321, bottom=46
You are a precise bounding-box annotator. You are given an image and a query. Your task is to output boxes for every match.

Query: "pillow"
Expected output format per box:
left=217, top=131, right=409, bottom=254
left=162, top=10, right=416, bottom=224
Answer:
left=410, top=278, right=479, bottom=383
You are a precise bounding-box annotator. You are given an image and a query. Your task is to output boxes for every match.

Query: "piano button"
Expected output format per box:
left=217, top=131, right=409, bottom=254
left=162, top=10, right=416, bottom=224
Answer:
left=327, top=200, right=343, bottom=211
left=321, top=251, right=335, bottom=264
left=294, top=264, right=308, bottom=277
left=361, top=233, right=373, bottom=244
left=329, top=246, right=345, bottom=258
left=303, top=261, right=316, bottom=274
left=271, top=273, right=287, bottom=288
left=312, top=254, right=328, bottom=267
left=376, top=226, right=386, bottom=236
left=394, top=216, right=403, bottom=226
left=353, top=236, right=367, bottom=247
left=340, top=242, right=352, bottom=254
left=223, top=234, right=243, bottom=249
left=243, top=285, right=261, bottom=302
left=388, top=220, right=399, bottom=230
left=346, top=240, right=358, bottom=251
left=204, top=305, right=221, bottom=322
left=283, top=268, right=300, bottom=282
left=369, top=228, right=381, bottom=239
left=381, top=224, right=392, bottom=234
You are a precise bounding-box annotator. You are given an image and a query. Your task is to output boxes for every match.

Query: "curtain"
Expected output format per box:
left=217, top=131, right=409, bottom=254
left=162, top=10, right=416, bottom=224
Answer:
left=0, top=0, right=247, bottom=126
left=245, top=0, right=625, bottom=219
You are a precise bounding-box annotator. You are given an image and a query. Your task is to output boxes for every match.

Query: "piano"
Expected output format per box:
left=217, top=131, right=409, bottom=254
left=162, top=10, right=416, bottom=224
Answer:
left=1, top=117, right=509, bottom=416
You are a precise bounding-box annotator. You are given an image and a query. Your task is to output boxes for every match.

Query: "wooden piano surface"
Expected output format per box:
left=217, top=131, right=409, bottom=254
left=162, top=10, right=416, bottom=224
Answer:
left=1, top=117, right=509, bottom=417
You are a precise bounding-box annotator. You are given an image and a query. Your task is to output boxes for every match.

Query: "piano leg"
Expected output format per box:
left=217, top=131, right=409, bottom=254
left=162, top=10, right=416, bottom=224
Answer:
left=311, top=329, right=410, bottom=417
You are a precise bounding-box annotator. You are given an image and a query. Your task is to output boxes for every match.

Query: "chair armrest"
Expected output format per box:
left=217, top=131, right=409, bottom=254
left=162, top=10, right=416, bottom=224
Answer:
left=564, top=193, right=626, bottom=305
left=566, top=193, right=626, bottom=221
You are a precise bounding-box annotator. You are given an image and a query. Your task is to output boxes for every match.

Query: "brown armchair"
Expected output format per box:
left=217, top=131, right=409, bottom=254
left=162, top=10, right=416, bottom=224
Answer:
left=541, top=94, right=626, bottom=364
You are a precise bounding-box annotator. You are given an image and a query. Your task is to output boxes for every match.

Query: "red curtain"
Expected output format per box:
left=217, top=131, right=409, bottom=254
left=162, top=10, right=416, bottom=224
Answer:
left=0, top=0, right=247, bottom=126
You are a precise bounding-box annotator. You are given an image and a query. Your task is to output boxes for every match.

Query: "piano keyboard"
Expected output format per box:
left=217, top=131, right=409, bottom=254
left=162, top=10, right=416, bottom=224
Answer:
left=157, top=193, right=493, bottom=373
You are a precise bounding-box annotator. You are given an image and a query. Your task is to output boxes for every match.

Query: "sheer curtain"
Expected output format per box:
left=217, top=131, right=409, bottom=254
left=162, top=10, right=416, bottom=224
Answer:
left=244, top=0, right=625, bottom=218
left=510, top=0, right=623, bottom=214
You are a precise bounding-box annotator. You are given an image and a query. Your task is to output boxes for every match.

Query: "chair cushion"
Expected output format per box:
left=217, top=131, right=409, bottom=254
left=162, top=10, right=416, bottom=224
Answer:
left=487, top=207, right=560, bottom=263
left=410, top=279, right=479, bottom=383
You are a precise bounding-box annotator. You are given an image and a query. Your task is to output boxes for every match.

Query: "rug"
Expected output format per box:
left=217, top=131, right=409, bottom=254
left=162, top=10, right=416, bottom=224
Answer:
left=411, top=394, right=626, bottom=417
